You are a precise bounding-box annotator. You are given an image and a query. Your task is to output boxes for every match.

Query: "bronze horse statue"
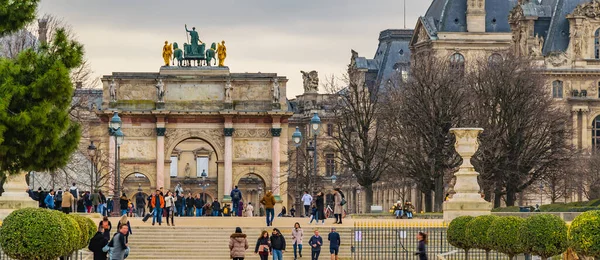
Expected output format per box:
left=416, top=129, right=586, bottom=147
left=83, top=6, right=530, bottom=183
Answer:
left=172, top=42, right=184, bottom=66
left=205, top=42, right=217, bottom=66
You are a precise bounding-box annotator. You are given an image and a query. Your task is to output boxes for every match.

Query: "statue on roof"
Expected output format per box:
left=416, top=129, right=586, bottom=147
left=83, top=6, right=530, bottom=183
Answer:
left=162, top=41, right=173, bottom=66
left=301, top=70, right=319, bottom=93
left=185, top=24, right=203, bottom=55
left=217, top=40, right=227, bottom=67
left=272, top=78, right=280, bottom=103
left=109, top=79, right=117, bottom=102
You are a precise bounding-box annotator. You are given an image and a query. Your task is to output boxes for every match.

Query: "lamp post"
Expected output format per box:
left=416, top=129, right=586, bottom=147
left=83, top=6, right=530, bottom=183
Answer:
left=87, top=141, right=97, bottom=191
left=309, top=113, right=321, bottom=192
left=257, top=185, right=263, bottom=216
left=200, top=169, right=209, bottom=202
left=110, top=112, right=124, bottom=216
left=292, top=126, right=303, bottom=215
left=539, top=183, right=544, bottom=206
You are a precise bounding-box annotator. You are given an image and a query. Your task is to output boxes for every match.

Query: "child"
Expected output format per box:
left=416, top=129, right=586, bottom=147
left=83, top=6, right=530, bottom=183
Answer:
left=309, top=205, right=317, bottom=224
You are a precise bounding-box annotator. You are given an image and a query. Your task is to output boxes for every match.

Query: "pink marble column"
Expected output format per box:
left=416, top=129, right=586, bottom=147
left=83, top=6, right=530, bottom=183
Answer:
left=156, top=127, right=165, bottom=189
left=224, top=117, right=234, bottom=196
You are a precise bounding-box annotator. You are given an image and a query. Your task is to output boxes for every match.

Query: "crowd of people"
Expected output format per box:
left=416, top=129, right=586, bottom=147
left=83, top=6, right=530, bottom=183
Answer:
left=27, top=183, right=111, bottom=215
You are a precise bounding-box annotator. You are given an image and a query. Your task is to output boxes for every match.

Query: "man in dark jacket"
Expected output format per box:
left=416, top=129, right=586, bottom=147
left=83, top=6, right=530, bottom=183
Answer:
left=309, top=230, right=323, bottom=260
left=135, top=191, right=146, bottom=217
left=88, top=227, right=108, bottom=260
left=211, top=198, right=221, bottom=216
left=270, top=228, right=286, bottom=260
left=328, top=227, right=341, bottom=260
left=54, top=188, right=63, bottom=211
left=175, top=193, right=183, bottom=217
left=185, top=193, right=195, bottom=216
left=230, top=185, right=243, bottom=216
left=194, top=195, right=204, bottom=217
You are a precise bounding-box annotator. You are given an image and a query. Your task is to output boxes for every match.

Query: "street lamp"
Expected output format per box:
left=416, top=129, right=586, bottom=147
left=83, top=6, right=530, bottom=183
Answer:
left=310, top=113, right=321, bottom=191
left=110, top=112, right=124, bottom=216
left=331, top=175, right=337, bottom=184
left=292, top=127, right=303, bottom=215
left=200, top=169, right=209, bottom=202
left=88, top=141, right=97, bottom=191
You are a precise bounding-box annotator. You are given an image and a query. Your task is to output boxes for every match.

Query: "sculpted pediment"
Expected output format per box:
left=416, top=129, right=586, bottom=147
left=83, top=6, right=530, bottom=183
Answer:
left=572, top=0, right=600, bottom=18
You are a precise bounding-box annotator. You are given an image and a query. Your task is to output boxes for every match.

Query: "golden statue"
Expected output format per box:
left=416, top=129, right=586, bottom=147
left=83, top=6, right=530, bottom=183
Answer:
left=162, top=41, right=173, bottom=66
left=216, top=40, right=227, bottom=67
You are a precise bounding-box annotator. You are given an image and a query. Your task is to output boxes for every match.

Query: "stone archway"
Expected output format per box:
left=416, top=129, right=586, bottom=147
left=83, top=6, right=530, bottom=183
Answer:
left=235, top=173, right=266, bottom=212
left=164, top=129, right=224, bottom=161
left=122, top=172, right=152, bottom=197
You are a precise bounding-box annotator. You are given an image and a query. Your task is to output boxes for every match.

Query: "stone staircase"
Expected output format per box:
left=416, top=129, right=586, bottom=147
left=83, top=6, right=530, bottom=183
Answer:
left=126, top=225, right=353, bottom=260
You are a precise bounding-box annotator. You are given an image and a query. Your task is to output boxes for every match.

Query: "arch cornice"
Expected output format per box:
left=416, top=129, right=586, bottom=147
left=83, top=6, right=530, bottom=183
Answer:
left=164, top=128, right=224, bottom=161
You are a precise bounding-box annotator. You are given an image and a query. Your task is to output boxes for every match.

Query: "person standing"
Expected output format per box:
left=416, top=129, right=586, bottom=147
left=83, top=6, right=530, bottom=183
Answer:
left=135, top=190, right=146, bottom=217
left=186, top=193, right=195, bottom=216
left=254, top=230, right=270, bottom=260
left=118, top=215, right=132, bottom=243
left=69, top=183, right=79, bottom=212
left=301, top=191, right=313, bottom=217
left=88, top=226, right=108, bottom=260
left=328, top=228, right=341, bottom=260
left=238, top=200, right=244, bottom=217
left=44, top=189, right=55, bottom=210
left=175, top=191, right=183, bottom=217
left=151, top=190, right=165, bottom=226
left=292, top=222, right=304, bottom=260
left=212, top=198, right=221, bottom=216
left=315, top=192, right=325, bottom=225
left=229, top=227, right=249, bottom=260
left=333, top=189, right=343, bottom=224
left=230, top=185, right=243, bottom=217
left=309, top=230, right=323, bottom=260
left=415, top=232, right=428, bottom=260
left=61, top=189, right=75, bottom=214
left=91, top=190, right=100, bottom=213
left=99, top=191, right=107, bottom=216
left=194, top=193, right=204, bottom=217
left=309, top=205, right=318, bottom=224
left=54, top=188, right=63, bottom=211
left=99, top=216, right=112, bottom=241
left=84, top=191, right=93, bottom=213
left=164, top=191, right=176, bottom=226
left=245, top=202, right=254, bottom=217
left=108, top=224, right=129, bottom=260
left=36, top=188, right=46, bottom=208
left=270, top=228, right=286, bottom=260
left=260, top=190, right=276, bottom=226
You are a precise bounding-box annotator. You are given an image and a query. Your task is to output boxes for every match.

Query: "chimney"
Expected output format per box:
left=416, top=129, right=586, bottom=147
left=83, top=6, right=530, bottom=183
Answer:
left=467, top=0, right=486, bottom=32
left=38, top=18, right=48, bottom=44
left=76, top=81, right=83, bottom=89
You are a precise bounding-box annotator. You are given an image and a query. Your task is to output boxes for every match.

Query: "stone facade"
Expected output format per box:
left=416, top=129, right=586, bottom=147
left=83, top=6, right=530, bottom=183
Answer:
left=90, top=67, right=292, bottom=210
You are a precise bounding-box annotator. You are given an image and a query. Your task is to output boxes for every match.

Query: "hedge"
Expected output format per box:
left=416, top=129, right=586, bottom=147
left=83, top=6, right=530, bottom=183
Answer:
left=0, top=208, right=71, bottom=260
left=488, top=216, right=525, bottom=259
left=448, top=216, right=474, bottom=258
left=492, top=199, right=600, bottom=213
left=520, top=214, right=568, bottom=260
left=465, top=215, right=498, bottom=254
left=568, top=210, right=600, bottom=258
left=67, top=214, right=94, bottom=251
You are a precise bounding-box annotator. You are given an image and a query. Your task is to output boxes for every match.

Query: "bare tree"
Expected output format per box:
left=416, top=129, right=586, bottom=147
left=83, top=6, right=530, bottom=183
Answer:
left=467, top=53, right=573, bottom=207
left=325, top=50, right=397, bottom=213
left=384, top=52, right=468, bottom=212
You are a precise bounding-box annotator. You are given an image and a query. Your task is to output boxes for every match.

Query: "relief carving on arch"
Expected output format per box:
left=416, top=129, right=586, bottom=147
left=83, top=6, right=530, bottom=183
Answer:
left=125, top=128, right=155, bottom=137
left=164, top=128, right=224, bottom=157
left=233, top=129, right=271, bottom=139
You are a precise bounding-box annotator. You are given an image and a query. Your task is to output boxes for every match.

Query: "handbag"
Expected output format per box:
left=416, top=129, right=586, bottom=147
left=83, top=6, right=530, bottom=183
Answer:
left=340, top=198, right=347, bottom=206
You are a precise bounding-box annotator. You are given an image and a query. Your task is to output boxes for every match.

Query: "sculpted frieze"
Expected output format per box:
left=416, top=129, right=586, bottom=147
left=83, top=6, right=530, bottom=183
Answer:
left=572, top=1, right=600, bottom=18
left=233, top=129, right=271, bottom=139
left=125, top=128, right=155, bottom=137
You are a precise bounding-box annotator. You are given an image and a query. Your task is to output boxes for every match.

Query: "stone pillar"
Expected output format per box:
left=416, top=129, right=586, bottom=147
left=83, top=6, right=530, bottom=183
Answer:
left=0, top=172, right=39, bottom=219
left=224, top=117, right=234, bottom=199
left=572, top=110, right=579, bottom=148
left=443, top=128, right=492, bottom=222
left=156, top=123, right=166, bottom=189
left=271, top=127, right=282, bottom=196
left=582, top=110, right=589, bottom=151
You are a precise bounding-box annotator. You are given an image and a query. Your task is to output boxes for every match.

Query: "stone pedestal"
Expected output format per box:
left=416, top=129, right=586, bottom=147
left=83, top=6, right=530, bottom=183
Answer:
left=0, top=172, right=38, bottom=219
left=443, top=128, right=492, bottom=222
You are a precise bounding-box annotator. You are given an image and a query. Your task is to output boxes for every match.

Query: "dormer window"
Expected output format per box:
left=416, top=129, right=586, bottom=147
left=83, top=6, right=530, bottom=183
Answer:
left=552, top=80, right=563, bottom=99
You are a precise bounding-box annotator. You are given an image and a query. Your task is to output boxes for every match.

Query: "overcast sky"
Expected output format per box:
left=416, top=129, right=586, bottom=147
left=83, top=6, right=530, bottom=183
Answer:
left=39, top=0, right=430, bottom=98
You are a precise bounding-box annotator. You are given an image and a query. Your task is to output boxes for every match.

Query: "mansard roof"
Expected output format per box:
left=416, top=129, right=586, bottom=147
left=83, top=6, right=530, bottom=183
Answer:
left=544, top=0, right=590, bottom=54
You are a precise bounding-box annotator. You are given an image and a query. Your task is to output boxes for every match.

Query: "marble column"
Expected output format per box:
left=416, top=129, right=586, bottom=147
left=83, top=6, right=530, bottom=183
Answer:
left=156, top=125, right=166, bottom=189
left=224, top=117, right=234, bottom=198
left=582, top=110, right=589, bottom=150
left=572, top=111, right=579, bottom=148
left=271, top=128, right=282, bottom=195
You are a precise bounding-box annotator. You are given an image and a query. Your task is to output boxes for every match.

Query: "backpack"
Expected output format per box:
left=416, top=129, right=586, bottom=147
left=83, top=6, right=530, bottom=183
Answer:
left=69, top=187, right=78, bottom=198
left=102, top=220, right=109, bottom=230
left=55, top=190, right=63, bottom=201
left=232, top=190, right=241, bottom=201
left=223, top=207, right=230, bottom=215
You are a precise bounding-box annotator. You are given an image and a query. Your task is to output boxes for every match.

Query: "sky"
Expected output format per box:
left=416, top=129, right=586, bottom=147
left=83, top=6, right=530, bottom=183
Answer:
left=38, top=0, right=430, bottom=98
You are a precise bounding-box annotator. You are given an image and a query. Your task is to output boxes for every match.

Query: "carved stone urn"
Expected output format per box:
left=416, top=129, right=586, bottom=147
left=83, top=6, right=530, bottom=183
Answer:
left=0, top=172, right=38, bottom=219
left=443, top=128, right=492, bottom=222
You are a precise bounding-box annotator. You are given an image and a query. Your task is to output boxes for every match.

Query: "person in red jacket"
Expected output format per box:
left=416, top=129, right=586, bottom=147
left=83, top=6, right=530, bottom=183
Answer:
left=150, top=190, right=165, bottom=226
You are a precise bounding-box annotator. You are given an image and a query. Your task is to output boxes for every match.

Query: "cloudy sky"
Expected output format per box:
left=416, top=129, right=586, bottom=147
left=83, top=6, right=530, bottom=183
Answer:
left=39, top=0, right=430, bottom=98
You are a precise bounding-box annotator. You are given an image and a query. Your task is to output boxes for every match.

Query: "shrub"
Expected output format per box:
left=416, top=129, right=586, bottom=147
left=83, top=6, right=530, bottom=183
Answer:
left=47, top=210, right=81, bottom=255
left=84, top=216, right=97, bottom=240
left=488, top=216, right=525, bottom=260
left=0, top=208, right=69, bottom=260
left=568, top=210, right=600, bottom=258
left=466, top=215, right=498, bottom=258
left=67, top=214, right=94, bottom=250
left=520, top=214, right=568, bottom=260
left=448, top=216, right=474, bottom=259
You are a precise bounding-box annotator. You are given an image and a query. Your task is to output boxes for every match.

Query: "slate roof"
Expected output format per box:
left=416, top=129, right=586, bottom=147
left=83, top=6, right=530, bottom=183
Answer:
left=544, top=0, right=590, bottom=55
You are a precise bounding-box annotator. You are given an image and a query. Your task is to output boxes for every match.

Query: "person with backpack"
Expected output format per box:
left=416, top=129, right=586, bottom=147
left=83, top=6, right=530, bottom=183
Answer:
left=69, top=183, right=79, bottom=212
left=108, top=224, right=129, bottom=260
left=230, top=185, right=243, bottom=217
left=135, top=191, right=146, bottom=217
left=98, top=216, right=112, bottom=241
left=54, top=188, right=63, bottom=211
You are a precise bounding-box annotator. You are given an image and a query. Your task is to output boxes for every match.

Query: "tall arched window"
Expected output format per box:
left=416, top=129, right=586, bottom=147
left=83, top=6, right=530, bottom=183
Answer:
left=552, top=80, right=563, bottom=98
left=450, top=53, right=465, bottom=73
left=593, top=116, right=600, bottom=152
left=594, top=29, right=600, bottom=60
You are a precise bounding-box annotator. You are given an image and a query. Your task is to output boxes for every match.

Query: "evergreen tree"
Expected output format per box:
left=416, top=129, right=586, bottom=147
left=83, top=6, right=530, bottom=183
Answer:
left=0, top=28, right=82, bottom=176
left=0, top=0, right=39, bottom=36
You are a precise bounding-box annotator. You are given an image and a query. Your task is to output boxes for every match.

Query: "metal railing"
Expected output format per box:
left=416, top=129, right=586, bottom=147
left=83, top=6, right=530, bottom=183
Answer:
left=0, top=248, right=90, bottom=260
left=351, top=221, right=516, bottom=260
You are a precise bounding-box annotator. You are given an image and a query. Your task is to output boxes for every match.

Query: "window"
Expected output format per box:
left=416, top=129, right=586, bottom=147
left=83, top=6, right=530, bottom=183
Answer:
left=594, top=29, right=600, bottom=60
left=325, top=153, right=335, bottom=176
left=327, top=124, right=334, bottom=136
left=552, top=80, right=563, bottom=98
left=488, top=53, right=503, bottom=64
left=196, top=157, right=209, bottom=177
left=449, top=53, right=465, bottom=74
left=170, top=156, right=178, bottom=177
left=593, top=116, right=600, bottom=152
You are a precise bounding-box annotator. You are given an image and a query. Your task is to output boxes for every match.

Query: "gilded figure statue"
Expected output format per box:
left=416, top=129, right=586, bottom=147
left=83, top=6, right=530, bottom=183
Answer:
left=217, top=40, right=227, bottom=67
left=162, top=41, right=173, bottom=66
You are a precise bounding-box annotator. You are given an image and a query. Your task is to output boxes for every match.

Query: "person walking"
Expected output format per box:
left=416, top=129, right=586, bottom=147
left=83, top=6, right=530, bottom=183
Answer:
left=88, top=226, right=108, bottom=260
left=238, top=200, right=244, bottom=217
left=118, top=215, right=132, bottom=243
left=61, top=189, right=75, bottom=214
left=301, top=191, right=313, bottom=217
left=69, top=183, right=79, bottom=212
left=333, top=189, right=344, bottom=224
left=99, top=191, right=107, bottom=216
left=194, top=193, right=204, bottom=217
left=108, top=224, right=129, bottom=260
left=309, top=230, right=323, bottom=260
left=260, top=190, right=276, bottom=226
left=328, top=228, right=341, bottom=260
left=54, top=188, right=63, bottom=211
left=309, top=205, right=318, bottom=224
left=270, top=228, right=286, bottom=260
left=44, top=189, right=55, bottom=210
left=415, top=232, right=428, bottom=260
left=84, top=191, right=93, bottom=213
left=229, top=227, right=249, bottom=260
left=186, top=193, right=195, bottom=216
left=254, top=230, right=270, bottom=260
left=315, top=192, right=325, bottom=225
left=292, top=222, right=304, bottom=260
left=245, top=202, right=254, bottom=217
left=151, top=189, right=165, bottom=226
left=99, top=216, right=112, bottom=241
left=135, top=190, right=146, bottom=217
left=212, top=198, right=221, bottom=216
left=230, top=185, right=243, bottom=216
left=164, top=191, right=176, bottom=226
left=91, top=190, right=100, bottom=213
